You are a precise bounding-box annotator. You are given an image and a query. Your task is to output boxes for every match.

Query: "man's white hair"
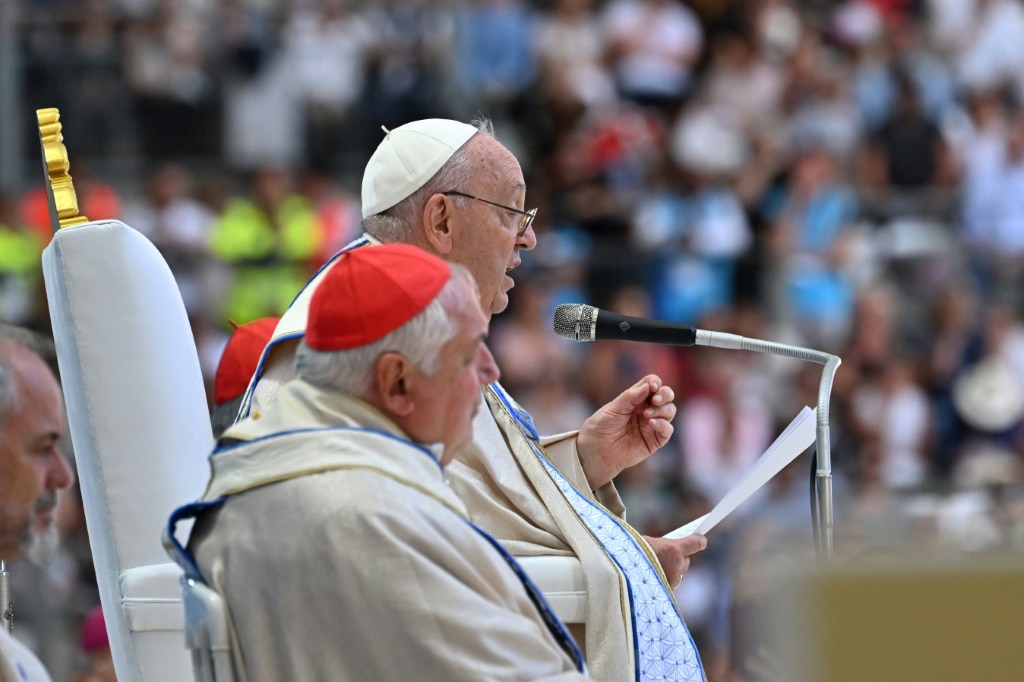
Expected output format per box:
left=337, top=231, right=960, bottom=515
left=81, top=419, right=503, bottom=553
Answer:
left=295, top=265, right=477, bottom=395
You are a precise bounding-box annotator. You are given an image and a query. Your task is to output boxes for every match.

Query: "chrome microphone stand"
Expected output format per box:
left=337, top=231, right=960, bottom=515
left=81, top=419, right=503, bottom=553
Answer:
left=693, top=331, right=841, bottom=563
left=1, top=559, right=12, bottom=634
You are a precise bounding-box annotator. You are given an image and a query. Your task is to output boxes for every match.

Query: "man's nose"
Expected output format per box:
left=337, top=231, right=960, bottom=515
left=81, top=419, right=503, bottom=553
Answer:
left=478, top=345, right=500, bottom=385
left=517, top=222, right=537, bottom=251
left=48, top=451, right=75, bottom=490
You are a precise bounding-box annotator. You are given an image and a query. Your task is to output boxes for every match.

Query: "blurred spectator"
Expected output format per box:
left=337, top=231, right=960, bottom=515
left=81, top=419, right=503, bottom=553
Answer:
left=284, top=0, right=374, bottom=174
left=678, top=343, right=775, bottom=506
left=63, top=0, right=134, bottom=161
left=954, top=0, right=1024, bottom=102
left=298, top=167, right=362, bottom=266
left=121, top=162, right=216, bottom=318
left=760, top=145, right=859, bottom=343
left=838, top=283, right=899, bottom=383
left=490, top=277, right=578, bottom=397
left=953, top=88, right=1009, bottom=260
left=601, top=0, right=704, bottom=118
left=950, top=304, right=1024, bottom=456
left=124, top=0, right=216, bottom=160
left=363, top=0, right=455, bottom=131
left=850, top=354, right=932, bottom=490
left=988, top=113, right=1024, bottom=302
left=699, top=27, right=787, bottom=137
left=534, top=0, right=615, bottom=119
left=883, top=15, right=956, bottom=126
left=782, top=32, right=862, bottom=159
left=0, top=195, right=45, bottom=326
left=921, top=282, right=984, bottom=477
left=858, top=67, right=955, bottom=211
left=73, top=606, right=115, bottom=682
left=641, top=107, right=752, bottom=323
left=207, top=165, right=324, bottom=325
left=218, top=0, right=304, bottom=170
left=451, top=0, right=535, bottom=117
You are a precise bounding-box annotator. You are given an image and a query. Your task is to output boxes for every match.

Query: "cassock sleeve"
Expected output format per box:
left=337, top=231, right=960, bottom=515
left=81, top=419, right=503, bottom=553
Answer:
left=540, top=432, right=626, bottom=519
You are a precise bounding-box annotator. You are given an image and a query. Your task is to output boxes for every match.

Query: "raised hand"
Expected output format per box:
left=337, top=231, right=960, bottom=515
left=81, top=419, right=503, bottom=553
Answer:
left=576, top=374, right=677, bottom=490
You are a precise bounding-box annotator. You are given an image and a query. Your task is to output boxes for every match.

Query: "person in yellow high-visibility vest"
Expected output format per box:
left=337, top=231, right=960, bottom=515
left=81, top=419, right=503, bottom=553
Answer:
left=208, top=166, right=324, bottom=325
left=0, top=202, right=46, bottom=325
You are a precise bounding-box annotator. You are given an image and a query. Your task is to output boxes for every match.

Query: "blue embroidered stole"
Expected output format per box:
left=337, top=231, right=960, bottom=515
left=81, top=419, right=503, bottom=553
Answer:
left=489, top=383, right=705, bottom=682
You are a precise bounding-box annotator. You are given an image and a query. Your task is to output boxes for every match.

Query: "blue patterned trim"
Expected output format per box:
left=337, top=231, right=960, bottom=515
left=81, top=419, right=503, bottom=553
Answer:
left=491, top=383, right=705, bottom=682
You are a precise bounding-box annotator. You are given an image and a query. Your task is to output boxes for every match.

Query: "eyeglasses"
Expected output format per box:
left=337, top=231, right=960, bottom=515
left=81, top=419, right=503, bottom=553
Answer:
left=442, top=191, right=537, bottom=237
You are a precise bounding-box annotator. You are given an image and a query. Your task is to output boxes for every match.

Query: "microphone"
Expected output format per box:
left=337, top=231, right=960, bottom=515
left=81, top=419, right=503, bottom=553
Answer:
left=552, top=303, right=697, bottom=346
left=553, top=302, right=843, bottom=562
left=554, top=302, right=832, bottom=357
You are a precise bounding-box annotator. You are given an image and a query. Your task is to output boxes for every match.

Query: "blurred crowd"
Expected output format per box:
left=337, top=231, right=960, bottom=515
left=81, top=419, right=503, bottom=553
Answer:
left=4, top=0, right=1024, bottom=679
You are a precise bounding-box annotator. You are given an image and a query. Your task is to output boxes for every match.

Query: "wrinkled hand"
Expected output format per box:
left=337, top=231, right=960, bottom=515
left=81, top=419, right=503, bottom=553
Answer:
left=645, top=534, right=708, bottom=589
left=577, top=374, right=677, bottom=489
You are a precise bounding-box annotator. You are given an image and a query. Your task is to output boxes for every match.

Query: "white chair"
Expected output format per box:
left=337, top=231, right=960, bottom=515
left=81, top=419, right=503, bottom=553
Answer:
left=42, top=218, right=213, bottom=682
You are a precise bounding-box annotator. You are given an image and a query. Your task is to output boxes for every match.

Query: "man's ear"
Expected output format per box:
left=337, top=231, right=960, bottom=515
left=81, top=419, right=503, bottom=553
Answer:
left=375, top=352, right=416, bottom=417
left=422, top=193, right=455, bottom=255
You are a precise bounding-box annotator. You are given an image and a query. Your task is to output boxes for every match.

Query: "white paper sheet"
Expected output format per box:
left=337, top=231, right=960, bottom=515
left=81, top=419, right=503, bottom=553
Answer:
left=664, top=406, right=817, bottom=539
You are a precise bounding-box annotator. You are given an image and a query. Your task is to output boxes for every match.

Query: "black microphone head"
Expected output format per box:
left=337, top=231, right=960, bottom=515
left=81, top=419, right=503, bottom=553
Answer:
left=553, top=303, right=597, bottom=342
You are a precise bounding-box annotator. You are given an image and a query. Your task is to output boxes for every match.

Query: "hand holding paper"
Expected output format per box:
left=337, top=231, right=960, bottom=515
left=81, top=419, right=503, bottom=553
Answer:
left=665, top=406, right=817, bottom=539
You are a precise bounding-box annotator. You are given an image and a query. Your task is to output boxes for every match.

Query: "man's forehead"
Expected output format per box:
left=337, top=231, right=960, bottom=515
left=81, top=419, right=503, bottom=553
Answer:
left=476, top=138, right=524, bottom=185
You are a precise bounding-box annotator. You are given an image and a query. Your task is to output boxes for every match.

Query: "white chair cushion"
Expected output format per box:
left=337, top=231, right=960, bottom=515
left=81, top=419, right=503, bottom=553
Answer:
left=120, top=563, right=186, bottom=632
left=517, top=555, right=588, bottom=624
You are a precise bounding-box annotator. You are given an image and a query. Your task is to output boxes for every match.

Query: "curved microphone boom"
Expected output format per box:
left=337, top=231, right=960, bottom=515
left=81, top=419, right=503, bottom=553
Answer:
left=553, top=303, right=842, bottom=563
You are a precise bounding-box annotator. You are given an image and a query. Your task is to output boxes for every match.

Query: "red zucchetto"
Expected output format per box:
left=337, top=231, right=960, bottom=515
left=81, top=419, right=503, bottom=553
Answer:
left=214, top=316, right=280, bottom=406
left=306, top=244, right=451, bottom=351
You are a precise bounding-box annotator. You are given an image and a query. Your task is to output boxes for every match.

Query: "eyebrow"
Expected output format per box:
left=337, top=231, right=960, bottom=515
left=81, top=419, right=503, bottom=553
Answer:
left=502, top=182, right=526, bottom=200
left=37, top=432, right=61, bottom=445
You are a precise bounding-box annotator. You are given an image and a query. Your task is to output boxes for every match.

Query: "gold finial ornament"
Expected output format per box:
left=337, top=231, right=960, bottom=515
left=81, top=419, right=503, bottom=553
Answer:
left=36, top=108, right=89, bottom=231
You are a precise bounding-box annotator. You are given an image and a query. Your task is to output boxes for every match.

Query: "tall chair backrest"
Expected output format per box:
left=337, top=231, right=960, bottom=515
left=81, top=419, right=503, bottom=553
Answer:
left=38, top=109, right=212, bottom=681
